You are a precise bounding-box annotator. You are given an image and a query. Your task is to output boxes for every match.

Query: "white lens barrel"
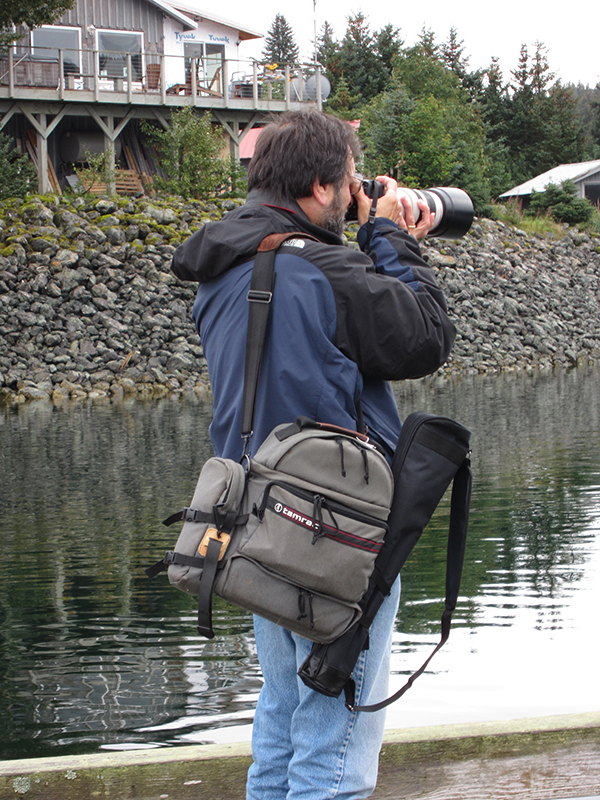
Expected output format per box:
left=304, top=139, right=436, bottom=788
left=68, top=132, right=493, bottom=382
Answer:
left=396, top=187, right=473, bottom=239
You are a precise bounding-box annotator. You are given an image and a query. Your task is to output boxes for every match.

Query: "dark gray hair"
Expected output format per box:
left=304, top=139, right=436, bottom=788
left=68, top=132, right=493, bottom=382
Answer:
left=247, top=110, right=361, bottom=200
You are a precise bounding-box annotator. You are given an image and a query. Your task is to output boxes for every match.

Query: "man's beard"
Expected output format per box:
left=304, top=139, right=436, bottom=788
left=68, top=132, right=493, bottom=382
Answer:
left=319, top=185, right=346, bottom=236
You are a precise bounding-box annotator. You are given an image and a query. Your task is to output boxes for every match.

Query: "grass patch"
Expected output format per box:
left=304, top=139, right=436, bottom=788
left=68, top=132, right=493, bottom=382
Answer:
left=492, top=200, right=566, bottom=237
left=491, top=198, right=600, bottom=238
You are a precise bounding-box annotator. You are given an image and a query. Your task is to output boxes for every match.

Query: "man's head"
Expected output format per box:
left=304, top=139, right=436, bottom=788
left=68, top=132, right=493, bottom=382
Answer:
left=247, top=110, right=362, bottom=233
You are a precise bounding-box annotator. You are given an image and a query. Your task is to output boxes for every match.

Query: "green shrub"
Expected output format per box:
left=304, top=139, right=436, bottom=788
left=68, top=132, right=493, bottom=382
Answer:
left=528, top=180, right=595, bottom=225
left=0, top=133, right=36, bottom=199
left=218, top=155, right=247, bottom=198
left=72, top=148, right=118, bottom=194
left=141, top=108, right=226, bottom=200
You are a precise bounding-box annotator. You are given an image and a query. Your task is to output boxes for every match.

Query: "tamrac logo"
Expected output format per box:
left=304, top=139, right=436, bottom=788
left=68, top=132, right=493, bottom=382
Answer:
left=274, top=502, right=316, bottom=531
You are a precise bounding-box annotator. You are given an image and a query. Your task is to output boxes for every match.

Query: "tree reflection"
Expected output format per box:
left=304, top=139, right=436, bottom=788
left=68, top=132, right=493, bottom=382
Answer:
left=1, top=366, right=599, bottom=757
left=394, top=367, right=600, bottom=635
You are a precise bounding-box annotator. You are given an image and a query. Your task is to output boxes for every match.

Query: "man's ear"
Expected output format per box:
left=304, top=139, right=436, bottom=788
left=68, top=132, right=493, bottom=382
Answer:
left=311, top=179, right=330, bottom=208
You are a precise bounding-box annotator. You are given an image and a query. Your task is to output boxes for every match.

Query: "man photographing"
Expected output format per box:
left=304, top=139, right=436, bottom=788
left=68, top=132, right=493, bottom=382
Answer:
left=172, top=109, right=456, bottom=799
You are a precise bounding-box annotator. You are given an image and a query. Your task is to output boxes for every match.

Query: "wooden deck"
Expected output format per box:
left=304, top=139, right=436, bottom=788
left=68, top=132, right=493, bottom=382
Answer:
left=1, top=712, right=599, bottom=800
left=0, top=52, right=320, bottom=112
left=0, top=51, right=321, bottom=192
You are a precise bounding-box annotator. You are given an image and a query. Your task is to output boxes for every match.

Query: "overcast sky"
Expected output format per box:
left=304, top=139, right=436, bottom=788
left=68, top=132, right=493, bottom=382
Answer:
left=214, top=0, right=599, bottom=88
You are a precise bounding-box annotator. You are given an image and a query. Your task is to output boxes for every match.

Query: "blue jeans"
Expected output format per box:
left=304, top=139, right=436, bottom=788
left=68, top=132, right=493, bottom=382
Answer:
left=246, top=577, right=401, bottom=800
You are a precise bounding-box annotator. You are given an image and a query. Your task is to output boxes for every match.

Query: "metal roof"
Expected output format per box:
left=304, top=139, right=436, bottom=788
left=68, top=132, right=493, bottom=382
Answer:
left=500, top=160, right=600, bottom=197
left=146, top=0, right=197, bottom=29
left=165, top=0, right=263, bottom=40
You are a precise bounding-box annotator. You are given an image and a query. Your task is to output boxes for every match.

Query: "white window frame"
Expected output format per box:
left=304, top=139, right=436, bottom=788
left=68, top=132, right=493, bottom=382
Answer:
left=30, top=24, right=82, bottom=74
left=95, top=28, right=144, bottom=83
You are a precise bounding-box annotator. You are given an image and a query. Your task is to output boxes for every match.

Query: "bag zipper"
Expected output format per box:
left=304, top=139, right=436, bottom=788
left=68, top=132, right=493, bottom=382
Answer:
left=255, top=481, right=387, bottom=553
left=257, top=480, right=389, bottom=530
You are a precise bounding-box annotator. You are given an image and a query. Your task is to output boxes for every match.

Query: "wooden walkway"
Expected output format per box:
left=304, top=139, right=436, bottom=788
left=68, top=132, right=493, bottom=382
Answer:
left=1, top=712, right=599, bottom=799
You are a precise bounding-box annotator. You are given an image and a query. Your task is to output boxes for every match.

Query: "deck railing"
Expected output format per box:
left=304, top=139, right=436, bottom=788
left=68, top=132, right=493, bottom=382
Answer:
left=0, top=46, right=324, bottom=109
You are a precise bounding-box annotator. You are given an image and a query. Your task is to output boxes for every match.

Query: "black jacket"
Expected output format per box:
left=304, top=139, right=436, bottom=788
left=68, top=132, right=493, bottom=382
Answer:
left=172, top=190, right=456, bottom=459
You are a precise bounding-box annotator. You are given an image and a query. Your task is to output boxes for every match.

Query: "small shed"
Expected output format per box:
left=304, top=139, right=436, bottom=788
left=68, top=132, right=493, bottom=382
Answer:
left=500, top=160, right=600, bottom=205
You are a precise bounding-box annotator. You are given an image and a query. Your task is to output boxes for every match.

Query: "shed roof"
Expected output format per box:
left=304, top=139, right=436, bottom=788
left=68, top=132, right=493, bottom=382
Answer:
left=239, top=126, right=263, bottom=159
left=500, top=160, right=600, bottom=197
left=166, top=0, right=263, bottom=40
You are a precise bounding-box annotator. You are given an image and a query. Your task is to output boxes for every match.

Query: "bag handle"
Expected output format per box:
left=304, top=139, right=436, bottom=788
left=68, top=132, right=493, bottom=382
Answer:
left=275, top=416, right=370, bottom=443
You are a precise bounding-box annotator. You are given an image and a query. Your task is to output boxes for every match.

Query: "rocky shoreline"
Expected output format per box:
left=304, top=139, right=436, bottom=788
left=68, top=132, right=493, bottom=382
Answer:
left=1, top=194, right=600, bottom=405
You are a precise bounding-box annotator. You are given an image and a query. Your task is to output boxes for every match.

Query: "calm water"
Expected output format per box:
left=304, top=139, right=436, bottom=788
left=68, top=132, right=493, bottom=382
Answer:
left=1, top=367, right=599, bottom=760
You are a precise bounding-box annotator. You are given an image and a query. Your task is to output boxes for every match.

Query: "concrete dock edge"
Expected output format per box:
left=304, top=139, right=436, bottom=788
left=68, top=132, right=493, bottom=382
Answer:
left=1, top=711, right=599, bottom=799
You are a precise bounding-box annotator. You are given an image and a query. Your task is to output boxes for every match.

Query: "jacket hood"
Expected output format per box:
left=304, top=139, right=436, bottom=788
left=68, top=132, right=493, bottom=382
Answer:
left=171, top=189, right=343, bottom=283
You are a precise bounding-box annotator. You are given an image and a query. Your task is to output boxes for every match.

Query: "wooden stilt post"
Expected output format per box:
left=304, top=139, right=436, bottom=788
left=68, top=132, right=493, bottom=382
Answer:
left=37, top=114, right=49, bottom=194
left=104, top=116, right=117, bottom=196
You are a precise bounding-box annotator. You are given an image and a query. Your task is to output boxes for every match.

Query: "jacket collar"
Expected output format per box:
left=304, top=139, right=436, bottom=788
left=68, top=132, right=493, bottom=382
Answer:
left=244, top=188, right=344, bottom=247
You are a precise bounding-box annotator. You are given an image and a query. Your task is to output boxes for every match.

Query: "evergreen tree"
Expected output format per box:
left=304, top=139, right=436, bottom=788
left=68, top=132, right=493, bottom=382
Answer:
left=543, top=83, right=585, bottom=165
left=503, top=42, right=583, bottom=185
left=262, top=14, right=300, bottom=67
left=417, top=27, right=439, bottom=59
left=326, top=75, right=361, bottom=118
left=316, top=21, right=341, bottom=82
left=530, top=41, right=554, bottom=94
left=441, top=27, right=468, bottom=81
left=479, top=57, right=508, bottom=133
left=528, top=180, right=594, bottom=224
left=568, top=82, right=600, bottom=158
left=359, top=84, right=414, bottom=175
left=402, top=95, right=456, bottom=187
left=476, top=58, right=514, bottom=195
left=511, top=44, right=531, bottom=91
left=393, top=40, right=462, bottom=102
left=375, top=24, right=403, bottom=77
left=360, top=44, right=492, bottom=210
left=335, top=14, right=398, bottom=109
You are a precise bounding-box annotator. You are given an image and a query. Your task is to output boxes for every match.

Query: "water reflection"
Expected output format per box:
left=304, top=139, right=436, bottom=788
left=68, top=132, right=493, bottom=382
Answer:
left=1, top=368, right=599, bottom=757
left=387, top=369, right=600, bottom=728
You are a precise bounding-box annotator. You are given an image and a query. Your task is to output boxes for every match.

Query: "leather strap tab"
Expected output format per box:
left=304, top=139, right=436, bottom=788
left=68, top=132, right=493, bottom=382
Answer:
left=258, top=232, right=318, bottom=251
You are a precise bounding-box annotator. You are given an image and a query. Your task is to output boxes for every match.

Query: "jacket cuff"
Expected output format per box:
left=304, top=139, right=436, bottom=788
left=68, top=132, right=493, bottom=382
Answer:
left=357, top=218, right=420, bottom=252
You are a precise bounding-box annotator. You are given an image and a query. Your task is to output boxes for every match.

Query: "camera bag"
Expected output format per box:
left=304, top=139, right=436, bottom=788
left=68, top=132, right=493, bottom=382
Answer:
left=146, top=232, right=394, bottom=643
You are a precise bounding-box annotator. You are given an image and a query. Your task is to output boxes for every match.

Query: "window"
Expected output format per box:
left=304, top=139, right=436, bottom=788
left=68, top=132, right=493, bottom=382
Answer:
left=31, top=25, right=81, bottom=75
left=97, top=30, right=143, bottom=81
left=205, top=44, right=224, bottom=91
left=183, top=41, right=223, bottom=92
left=184, top=41, right=203, bottom=87
left=585, top=185, right=600, bottom=205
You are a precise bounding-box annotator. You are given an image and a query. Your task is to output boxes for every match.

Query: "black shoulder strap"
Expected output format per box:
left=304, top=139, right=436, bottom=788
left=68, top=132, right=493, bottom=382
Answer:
left=241, top=242, right=277, bottom=444
left=241, top=232, right=316, bottom=453
left=345, top=459, right=472, bottom=712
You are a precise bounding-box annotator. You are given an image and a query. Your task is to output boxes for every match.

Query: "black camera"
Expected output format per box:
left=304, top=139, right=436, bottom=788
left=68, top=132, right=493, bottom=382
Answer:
left=347, top=180, right=473, bottom=240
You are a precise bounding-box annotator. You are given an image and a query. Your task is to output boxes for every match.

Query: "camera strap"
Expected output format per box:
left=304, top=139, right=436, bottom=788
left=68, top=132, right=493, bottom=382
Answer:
left=363, top=193, right=379, bottom=255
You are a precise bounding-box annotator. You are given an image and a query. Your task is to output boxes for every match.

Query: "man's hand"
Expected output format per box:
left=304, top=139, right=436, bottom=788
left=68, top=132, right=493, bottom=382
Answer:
left=400, top=196, right=435, bottom=240
left=355, top=175, right=401, bottom=226
left=355, top=177, right=435, bottom=239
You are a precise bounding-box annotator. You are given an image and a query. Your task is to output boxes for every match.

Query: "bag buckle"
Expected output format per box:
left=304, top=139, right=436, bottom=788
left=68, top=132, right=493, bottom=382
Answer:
left=197, top=527, right=230, bottom=561
left=247, top=289, right=272, bottom=304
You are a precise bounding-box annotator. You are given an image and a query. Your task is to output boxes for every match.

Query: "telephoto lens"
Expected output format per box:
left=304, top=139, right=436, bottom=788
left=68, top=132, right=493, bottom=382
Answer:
left=346, top=180, right=473, bottom=239
left=396, top=186, right=473, bottom=239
